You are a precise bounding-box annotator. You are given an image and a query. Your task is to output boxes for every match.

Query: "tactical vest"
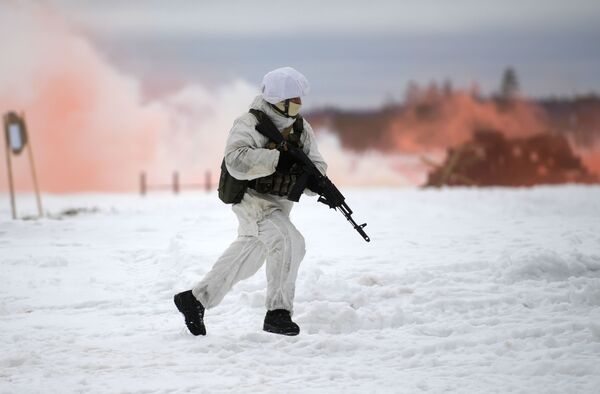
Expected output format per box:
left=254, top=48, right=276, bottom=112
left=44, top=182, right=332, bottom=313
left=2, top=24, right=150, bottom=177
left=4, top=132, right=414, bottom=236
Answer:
left=217, top=109, right=304, bottom=204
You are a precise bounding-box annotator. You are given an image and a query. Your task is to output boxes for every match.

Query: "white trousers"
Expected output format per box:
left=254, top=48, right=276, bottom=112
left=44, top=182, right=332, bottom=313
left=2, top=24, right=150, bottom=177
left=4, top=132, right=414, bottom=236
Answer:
left=192, top=210, right=306, bottom=312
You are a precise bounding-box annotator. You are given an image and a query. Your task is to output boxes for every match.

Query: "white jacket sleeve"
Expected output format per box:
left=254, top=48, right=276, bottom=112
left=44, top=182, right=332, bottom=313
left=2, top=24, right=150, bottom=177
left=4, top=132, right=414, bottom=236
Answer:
left=224, top=114, right=280, bottom=180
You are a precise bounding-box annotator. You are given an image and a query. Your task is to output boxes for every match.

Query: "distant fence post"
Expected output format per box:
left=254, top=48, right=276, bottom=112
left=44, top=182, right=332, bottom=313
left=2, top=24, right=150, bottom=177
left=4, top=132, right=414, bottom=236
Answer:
left=205, top=171, right=211, bottom=192
left=140, top=172, right=147, bottom=196
left=173, top=171, right=179, bottom=194
left=140, top=170, right=212, bottom=195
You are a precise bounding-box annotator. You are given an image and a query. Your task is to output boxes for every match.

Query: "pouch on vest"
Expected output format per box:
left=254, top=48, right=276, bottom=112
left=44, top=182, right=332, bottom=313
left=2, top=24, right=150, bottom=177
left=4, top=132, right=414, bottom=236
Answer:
left=218, top=159, right=248, bottom=204
left=248, top=109, right=305, bottom=197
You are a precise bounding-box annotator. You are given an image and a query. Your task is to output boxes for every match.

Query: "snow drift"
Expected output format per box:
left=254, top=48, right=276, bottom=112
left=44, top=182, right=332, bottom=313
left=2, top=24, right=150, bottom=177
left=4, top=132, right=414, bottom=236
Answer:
left=1, top=186, right=599, bottom=392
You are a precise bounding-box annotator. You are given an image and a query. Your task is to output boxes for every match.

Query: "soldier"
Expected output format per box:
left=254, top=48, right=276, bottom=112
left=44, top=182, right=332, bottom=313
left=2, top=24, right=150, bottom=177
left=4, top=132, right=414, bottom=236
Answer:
left=174, top=67, right=327, bottom=336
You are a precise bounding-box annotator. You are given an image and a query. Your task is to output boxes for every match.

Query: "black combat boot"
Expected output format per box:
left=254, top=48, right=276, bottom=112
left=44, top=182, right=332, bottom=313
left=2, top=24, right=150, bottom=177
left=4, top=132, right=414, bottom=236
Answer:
left=174, top=290, right=206, bottom=336
left=263, top=309, right=300, bottom=336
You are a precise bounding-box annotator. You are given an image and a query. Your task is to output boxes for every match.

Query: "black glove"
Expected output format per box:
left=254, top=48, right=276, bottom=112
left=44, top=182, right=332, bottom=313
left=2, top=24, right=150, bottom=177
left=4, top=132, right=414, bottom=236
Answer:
left=276, top=149, right=296, bottom=173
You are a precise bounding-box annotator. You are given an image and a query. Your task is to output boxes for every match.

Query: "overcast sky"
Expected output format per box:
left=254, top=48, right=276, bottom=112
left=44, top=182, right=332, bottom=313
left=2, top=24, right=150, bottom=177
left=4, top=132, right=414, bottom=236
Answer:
left=49, top=0, right=600, bottom=108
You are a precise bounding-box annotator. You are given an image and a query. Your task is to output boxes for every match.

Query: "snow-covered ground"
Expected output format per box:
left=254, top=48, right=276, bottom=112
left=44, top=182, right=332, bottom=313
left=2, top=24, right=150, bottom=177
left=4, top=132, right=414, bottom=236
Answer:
left=1, top=186, right=600, bottom=393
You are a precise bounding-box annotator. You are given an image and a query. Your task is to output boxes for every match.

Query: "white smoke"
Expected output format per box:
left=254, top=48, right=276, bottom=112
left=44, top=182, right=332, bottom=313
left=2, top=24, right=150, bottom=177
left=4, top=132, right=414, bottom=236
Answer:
left=315, top=129, right=421, bottom=187
left=148, top=81, right=258, bottom=185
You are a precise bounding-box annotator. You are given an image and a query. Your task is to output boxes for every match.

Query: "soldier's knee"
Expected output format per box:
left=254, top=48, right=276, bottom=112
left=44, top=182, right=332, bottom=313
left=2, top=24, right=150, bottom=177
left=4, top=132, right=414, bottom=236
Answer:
left=289, top=228, right=306, bottom=260
left=265, top=214, right=306, bottom=259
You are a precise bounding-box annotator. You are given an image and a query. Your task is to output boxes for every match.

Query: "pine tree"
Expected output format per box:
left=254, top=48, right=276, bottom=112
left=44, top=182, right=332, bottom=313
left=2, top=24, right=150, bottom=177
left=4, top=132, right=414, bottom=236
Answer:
left=500, top=67, right=519, bottom=100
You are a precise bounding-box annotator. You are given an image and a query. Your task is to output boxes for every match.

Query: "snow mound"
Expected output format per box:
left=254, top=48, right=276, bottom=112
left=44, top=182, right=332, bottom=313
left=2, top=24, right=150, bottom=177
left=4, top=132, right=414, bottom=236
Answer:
left=501, top=251, right=600, bottom=283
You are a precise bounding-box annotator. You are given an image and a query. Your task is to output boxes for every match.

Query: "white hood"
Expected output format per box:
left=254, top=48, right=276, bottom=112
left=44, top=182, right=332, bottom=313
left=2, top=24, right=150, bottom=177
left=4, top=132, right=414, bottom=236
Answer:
left=260, top=67, right=310, bottom=104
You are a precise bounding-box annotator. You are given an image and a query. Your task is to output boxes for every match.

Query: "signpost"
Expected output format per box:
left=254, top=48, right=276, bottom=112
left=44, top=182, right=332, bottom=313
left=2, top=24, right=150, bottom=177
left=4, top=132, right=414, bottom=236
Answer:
left=3, top=111, right=43, bottom=219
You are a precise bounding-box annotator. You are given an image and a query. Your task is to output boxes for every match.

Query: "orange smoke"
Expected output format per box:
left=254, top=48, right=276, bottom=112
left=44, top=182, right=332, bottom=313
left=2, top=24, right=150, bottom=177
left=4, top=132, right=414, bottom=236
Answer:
left=389, top=91, right=548, bottom=152
left=2, top=4, right=597, bottom=192
left=313, top=85, right=600, bottom=182
left=0, top=4, right=164, bottom=192
left=578, top=148, right=600, bottom=179
left=391, top=90, right=600, bottom=178
left=0, top=3, right=257, bottom=193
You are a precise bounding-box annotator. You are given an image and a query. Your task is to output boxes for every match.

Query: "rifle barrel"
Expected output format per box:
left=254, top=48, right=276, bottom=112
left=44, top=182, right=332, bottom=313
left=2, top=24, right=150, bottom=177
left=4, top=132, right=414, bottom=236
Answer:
left=339, top=203, right=371, bottom=242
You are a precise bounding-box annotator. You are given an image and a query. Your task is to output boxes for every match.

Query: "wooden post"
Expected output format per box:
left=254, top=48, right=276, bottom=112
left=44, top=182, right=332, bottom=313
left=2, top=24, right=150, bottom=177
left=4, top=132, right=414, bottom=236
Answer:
left=205, top=170, right=211, bottom=192
left=173, top=171, right=179, bottom=194
left=3, top=118, right=16, bottom=219
left=140, top=172, right=147, bottom=196
left=23, top=114, right=43, bottom=217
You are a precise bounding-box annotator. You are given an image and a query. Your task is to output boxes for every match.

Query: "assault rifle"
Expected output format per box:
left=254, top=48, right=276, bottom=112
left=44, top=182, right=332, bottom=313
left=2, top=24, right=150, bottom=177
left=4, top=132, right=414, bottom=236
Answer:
left=252, top=111, right=370, bottom=242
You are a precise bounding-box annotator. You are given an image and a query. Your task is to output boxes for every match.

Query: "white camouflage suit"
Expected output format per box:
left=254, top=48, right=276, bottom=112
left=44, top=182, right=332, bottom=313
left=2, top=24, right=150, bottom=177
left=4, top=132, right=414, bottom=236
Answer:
left=192, top=95, right=327, bottom=313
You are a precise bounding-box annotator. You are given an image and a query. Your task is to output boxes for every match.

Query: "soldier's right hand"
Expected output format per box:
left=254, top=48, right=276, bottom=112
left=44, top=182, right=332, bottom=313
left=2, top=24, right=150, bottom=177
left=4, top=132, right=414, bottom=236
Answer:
left=276, top=150, right=296, bottom=173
